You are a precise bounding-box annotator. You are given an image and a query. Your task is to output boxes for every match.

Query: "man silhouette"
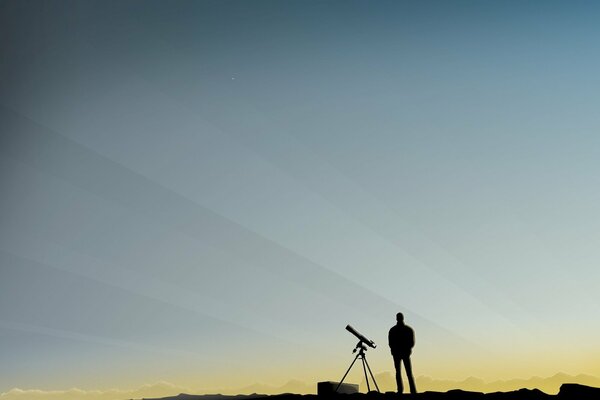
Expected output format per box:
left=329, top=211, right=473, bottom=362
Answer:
left=388, top=312, right=416, bottom=394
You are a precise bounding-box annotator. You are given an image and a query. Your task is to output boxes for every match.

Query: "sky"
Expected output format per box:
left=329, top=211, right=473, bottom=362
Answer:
left=2, top=0, right=600, bottom=397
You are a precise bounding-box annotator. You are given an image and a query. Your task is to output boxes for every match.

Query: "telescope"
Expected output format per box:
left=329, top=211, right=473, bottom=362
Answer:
left=336, top=324, right=380, bottom=393
left=345, top=324, right=376, bottom=349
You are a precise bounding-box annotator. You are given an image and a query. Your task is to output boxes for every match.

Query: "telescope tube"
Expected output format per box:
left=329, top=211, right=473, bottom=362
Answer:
left=346, top=324, right=376, bottom=348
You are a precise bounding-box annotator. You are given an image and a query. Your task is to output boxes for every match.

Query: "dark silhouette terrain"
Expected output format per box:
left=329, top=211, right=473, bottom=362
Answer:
left=140, top=383, right=600, bottom=400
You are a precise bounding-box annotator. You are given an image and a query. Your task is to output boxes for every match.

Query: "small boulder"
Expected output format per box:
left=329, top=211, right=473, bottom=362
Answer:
left=558, top=383, right=600, bottom=399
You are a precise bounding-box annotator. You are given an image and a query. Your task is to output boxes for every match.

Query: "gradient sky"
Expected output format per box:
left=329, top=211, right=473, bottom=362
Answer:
left=2, top=0, right=600, bottom=396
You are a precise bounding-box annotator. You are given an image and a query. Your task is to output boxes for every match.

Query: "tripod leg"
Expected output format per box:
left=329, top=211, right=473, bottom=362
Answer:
left=336, top=353, right=360, bottom=393
left=363, top=357, right=380, bottom=393
left=362, top=356, right=371, bottom=392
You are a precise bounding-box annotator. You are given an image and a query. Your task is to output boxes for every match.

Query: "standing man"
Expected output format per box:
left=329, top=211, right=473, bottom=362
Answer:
left=388, top=312, right=417, bottom=394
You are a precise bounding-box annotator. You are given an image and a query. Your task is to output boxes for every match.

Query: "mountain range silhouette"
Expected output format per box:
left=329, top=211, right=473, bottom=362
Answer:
left=3, top=374, right=599, bottom=400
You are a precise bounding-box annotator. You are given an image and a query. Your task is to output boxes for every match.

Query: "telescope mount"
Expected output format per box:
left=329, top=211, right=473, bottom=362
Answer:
left=336, top=341, right=380, bottom=393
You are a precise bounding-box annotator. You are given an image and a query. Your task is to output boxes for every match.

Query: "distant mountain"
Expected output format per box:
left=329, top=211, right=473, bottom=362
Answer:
left=365, top=372, right=600, bottom=394
left=229, top=380, right=314, bottom=395
left=0, top=381, right=189, bottom=400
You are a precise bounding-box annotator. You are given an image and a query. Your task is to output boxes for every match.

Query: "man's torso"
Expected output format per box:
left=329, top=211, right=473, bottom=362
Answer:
left=389, top=324, right=414, bottom=356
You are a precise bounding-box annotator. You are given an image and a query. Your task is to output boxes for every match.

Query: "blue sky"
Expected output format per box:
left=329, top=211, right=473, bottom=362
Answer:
left=2, top=0, right=600, bottom=395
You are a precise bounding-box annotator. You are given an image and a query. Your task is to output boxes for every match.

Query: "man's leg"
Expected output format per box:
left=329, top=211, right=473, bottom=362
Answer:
left=402, top=356, right=417, bottom=394
left=393, top=354, right=403, bottom=393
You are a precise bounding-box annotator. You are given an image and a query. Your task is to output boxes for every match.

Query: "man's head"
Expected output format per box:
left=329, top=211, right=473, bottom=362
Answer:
left=396, top=312, right=404, bottom=324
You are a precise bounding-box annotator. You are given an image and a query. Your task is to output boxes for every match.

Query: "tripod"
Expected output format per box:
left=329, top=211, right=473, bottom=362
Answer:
left=336, top=342, right=380, bottom=393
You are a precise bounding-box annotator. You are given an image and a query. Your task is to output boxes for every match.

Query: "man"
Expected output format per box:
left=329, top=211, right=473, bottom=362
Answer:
left=388, top=312, right=417, bottom=394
